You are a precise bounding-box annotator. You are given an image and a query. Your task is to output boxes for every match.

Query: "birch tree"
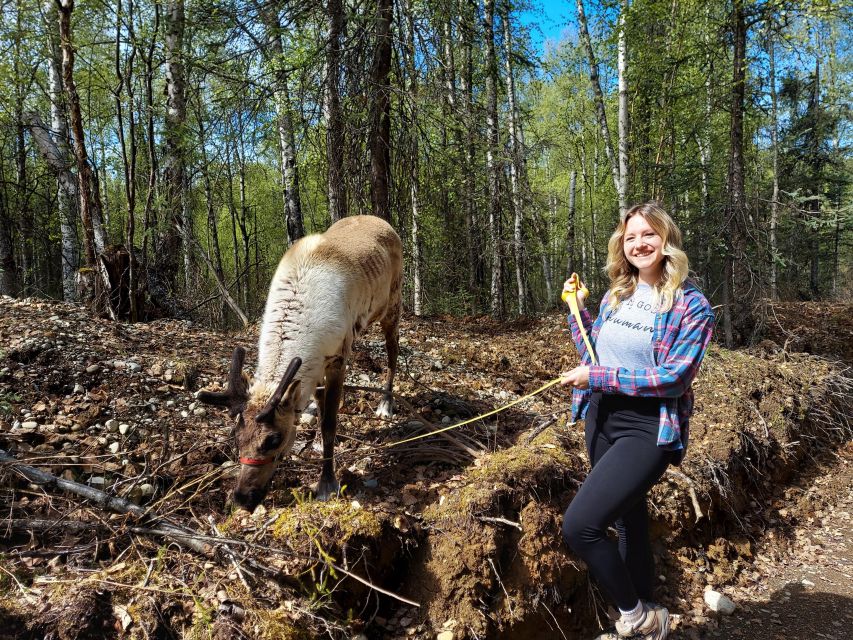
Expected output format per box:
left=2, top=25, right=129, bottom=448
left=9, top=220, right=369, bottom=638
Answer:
left=484, top=0, right=503, bottom=318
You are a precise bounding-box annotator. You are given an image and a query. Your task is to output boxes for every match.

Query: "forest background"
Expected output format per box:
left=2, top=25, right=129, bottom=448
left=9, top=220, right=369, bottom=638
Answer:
left=0, top=0, right=849, bottom=347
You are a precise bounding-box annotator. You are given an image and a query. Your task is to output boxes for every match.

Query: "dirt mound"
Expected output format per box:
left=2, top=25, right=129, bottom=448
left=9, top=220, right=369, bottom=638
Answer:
left=760, top=301, right=853, bottom=364
left=1, top=296, right=851, bottom=639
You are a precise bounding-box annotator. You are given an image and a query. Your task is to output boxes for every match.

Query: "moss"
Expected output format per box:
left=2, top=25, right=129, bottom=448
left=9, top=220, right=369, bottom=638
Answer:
left=271, top=498, right=383, bottom=546
left=252, top=606, right=314, bottom=640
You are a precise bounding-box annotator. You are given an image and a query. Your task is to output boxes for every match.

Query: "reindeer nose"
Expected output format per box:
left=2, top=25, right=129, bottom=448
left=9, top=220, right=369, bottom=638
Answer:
left=233, top=487, right=265, bottom=513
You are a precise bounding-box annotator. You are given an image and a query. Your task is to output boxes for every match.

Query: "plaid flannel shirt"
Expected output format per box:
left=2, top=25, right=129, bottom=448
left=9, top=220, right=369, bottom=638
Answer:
left=568, top=282, right=715, bottom=463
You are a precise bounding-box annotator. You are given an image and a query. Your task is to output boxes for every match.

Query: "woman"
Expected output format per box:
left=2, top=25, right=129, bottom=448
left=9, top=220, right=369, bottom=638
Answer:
left=560, top=202, right=715, bottom=640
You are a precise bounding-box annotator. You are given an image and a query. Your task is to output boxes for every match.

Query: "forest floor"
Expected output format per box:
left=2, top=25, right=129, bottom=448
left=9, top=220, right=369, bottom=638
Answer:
left=0, top=296, right=851, bottom=640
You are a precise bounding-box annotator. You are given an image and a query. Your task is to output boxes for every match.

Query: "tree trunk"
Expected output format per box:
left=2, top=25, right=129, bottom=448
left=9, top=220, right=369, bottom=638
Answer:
left=42, top=0, right=78, bottom=301
left=484, top=0, right=503, bottom=319
left=576, top=0, right=622, bottom=210
left=724, top=0, right=753, bottom=345
left=325, top=0, right=346, bottom=222
left=617, top=0, right=629, bottom=213
left=502, top=8, right=528, bottom=315
left=460, top=0, right=480, bottom=308
left=0, top=167, right=17, bottom=296
left=768, top=30, right=779, bottom=301
left=141, top=0, right=159, bottom=272
left=263, top=5, right=304, bottom=243
left=369, top=0, right=393, bottom=222
left=57, top=1, right=99, bottom=288
left=163, top=0, right=189, bottom=288
left=566, top=168, right=577, bottom=278
left=114, top=0, right=140, bottom=321
left=402, top=0, right=422, bottom=315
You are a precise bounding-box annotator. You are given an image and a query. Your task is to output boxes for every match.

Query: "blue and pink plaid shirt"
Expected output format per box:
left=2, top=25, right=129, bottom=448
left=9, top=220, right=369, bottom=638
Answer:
left=568, top=281, right=715, bottom=462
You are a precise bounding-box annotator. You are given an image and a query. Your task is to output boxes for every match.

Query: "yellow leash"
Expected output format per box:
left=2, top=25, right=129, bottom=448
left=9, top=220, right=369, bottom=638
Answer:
left=380, top=377, right=563, bottom=449
left=561, top=272, right=598, bottom=365
left=371, top=276, right=595, bottom=451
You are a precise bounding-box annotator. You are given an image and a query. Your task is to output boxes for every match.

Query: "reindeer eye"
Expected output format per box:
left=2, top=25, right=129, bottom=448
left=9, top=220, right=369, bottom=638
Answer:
left=261, top=432, right=283, bottom=451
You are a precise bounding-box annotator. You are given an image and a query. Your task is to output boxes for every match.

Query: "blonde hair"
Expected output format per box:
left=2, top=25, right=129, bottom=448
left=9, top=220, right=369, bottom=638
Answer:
left=605, top=202, right=689, bottom=312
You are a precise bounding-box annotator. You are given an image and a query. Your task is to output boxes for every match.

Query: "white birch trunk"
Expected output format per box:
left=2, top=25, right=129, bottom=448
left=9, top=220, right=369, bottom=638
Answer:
left=44, top=0, right=78, bottom=301
left=484, top=0, right=502, bottom=318
left=503, top=10, right=527, bottom=315
left=617, top=0, right=629, bottom=214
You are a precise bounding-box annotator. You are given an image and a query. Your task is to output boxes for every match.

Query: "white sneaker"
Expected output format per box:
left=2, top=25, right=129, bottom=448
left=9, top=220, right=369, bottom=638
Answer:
left=615, top=603, right=669, bottom=640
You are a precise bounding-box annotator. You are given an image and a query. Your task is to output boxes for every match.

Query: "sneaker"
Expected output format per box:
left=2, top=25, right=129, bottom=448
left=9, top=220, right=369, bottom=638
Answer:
left=615, top=603, right=669, bottom=640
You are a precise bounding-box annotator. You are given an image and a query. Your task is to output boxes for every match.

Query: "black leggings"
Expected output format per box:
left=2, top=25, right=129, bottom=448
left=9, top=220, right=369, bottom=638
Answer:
left=562, top=393, right=673, bottom=610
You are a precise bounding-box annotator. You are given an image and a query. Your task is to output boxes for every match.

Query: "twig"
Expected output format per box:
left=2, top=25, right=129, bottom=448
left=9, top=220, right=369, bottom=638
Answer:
left=477, top=515, right=523, bottom=531
left=487, top=558, right=514, bottom=617
left=665, top=468, right=705, bottom=522
left=0, top=563, right=39, bottom=605
left=329, top=559, right=420, bottom=608
left=208, top=515, right=252, bottom=589
left=525, top=414, right=560, bottom=443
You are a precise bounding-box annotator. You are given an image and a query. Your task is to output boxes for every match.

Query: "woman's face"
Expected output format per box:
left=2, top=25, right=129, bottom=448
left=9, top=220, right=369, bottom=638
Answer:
left=623, top=214, right=665, bottom=276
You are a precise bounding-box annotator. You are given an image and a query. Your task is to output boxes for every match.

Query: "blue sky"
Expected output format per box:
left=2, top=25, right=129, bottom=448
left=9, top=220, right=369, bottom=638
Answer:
left=518, top=0, right=575, bottom=55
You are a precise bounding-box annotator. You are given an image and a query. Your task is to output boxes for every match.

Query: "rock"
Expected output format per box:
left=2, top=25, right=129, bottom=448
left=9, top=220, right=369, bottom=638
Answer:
left=88, top=476, right=106, bottom=489
left=86, top=364, right=100, bottom=374
left=118, top=423, right=131, bottom=435
left=441, top=416, right=451, bottom=424
left=138, top=483, right=155, bottom=497
left=73, top=383, right=85, bottom=394
left=21, top=421, right=39, bottom=430
left=108, top=442, right=121, bottom=454
left=704, top=589, right=736, bottom=615
left=105, top=419, right=119, bottom=432
left=437, top=632, right=454, bottom=640
left=127, top=362, right=142, bottom=373
left=193, top=407, right=207, bottom=417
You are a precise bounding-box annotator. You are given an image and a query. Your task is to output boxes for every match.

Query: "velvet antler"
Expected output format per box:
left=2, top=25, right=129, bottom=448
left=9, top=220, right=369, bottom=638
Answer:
left=197, top=346, right=250, bottom=416
left=255, top=357, right=302, bottom=424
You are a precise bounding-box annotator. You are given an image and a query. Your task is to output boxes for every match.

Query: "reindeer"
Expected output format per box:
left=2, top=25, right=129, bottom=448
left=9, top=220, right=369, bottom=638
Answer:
left=198, top=216, right=402, bottom=511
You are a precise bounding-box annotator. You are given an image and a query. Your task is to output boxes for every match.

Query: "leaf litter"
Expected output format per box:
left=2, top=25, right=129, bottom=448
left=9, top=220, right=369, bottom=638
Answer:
left=0, top=296, right=851, bottom=639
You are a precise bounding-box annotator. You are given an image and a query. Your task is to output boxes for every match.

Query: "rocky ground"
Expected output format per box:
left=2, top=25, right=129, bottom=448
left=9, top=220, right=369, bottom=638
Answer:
left=0, top=296, right=851, bottom=639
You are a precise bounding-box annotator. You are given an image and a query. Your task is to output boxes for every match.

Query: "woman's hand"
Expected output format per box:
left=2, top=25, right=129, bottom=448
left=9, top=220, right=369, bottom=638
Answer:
left=562, top=274, right=588, bottom=310
left=560, top=366, right=590, bottom=390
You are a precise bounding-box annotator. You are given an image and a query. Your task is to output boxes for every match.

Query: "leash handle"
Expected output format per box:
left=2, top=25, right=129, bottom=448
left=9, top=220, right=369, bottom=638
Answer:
left=562, top=273, right=598, bottom=365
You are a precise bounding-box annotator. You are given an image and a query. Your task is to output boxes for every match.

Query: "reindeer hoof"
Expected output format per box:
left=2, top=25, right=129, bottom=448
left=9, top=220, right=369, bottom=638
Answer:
left=375, top=397, right=394, bottom=418
left=314, top=478, right=341, bottom=501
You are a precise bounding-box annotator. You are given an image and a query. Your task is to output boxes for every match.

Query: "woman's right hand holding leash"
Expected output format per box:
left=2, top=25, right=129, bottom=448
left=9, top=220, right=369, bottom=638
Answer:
left=562, top=273, right=589, bottom=310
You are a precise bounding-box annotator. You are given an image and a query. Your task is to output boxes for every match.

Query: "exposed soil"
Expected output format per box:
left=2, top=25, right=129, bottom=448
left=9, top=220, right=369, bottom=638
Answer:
left=0, top=296, right=851, bottom=639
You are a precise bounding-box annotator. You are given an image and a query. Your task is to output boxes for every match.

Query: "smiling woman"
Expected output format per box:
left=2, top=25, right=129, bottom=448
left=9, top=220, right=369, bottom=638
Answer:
left=558, top=202, right=715, bottom=640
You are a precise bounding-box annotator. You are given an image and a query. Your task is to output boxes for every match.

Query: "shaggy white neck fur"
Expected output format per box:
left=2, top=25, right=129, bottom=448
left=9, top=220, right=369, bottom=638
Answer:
left=252, top=251, right=351, bottom=411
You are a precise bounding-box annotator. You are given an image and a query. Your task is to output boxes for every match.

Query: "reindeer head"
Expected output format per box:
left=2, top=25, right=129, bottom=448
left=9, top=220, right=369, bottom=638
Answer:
left=198, top=347, right=302, bottom=512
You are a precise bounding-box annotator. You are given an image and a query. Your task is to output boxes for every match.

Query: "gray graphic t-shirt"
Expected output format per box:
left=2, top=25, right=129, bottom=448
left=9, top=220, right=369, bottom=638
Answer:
left=595, top=284, right=657, bottom=369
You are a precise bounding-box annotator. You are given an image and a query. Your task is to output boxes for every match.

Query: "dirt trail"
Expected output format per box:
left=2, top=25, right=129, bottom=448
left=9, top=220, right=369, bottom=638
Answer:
left=679, top=442, right=853, bottom=640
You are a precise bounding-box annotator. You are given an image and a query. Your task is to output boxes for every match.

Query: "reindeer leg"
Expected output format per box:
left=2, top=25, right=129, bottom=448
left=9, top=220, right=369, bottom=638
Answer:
left=375, top=308, right=399, bottom=418
left=315, top=356, right=345, bottom=500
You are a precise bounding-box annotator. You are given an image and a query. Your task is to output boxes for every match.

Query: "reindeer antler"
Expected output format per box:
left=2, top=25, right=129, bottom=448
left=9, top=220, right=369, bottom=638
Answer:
left=256, top=357, right=302, bottom=424
left=197, top=346, right=250, bottom=416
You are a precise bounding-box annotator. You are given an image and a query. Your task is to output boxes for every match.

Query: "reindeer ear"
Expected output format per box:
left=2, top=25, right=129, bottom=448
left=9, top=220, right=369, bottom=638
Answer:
left=282, top=379, right=301, bottom=409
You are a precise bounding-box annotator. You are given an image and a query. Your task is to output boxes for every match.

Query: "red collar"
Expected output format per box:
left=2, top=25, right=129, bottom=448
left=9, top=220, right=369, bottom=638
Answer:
left=239, top=456, right=275, bottom=466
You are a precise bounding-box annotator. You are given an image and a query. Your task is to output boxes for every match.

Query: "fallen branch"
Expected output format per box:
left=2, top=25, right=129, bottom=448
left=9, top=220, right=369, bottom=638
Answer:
left=0, top=448, right=213, bottom=556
